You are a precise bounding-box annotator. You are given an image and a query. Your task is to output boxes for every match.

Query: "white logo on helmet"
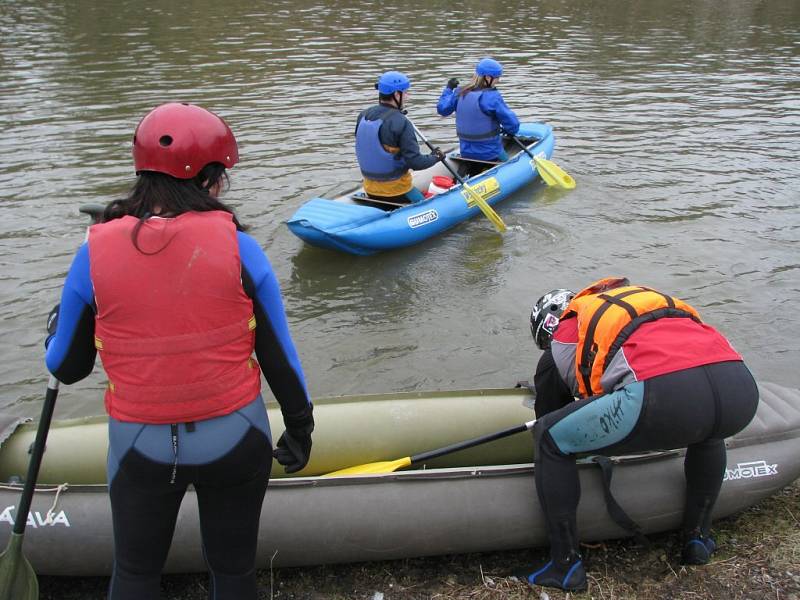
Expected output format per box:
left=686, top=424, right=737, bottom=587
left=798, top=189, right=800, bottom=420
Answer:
left=547, top=290, right=572, bottom=307
left=534, top=290, right=572, bottom=320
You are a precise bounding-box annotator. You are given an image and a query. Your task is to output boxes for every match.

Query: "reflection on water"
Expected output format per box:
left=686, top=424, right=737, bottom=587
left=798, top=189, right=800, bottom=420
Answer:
left=1, top=0, right=799, bottom=417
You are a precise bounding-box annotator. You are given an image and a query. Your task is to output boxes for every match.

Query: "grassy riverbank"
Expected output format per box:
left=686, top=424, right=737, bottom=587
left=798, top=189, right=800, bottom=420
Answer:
left=40, top=482, right=799, bottom=599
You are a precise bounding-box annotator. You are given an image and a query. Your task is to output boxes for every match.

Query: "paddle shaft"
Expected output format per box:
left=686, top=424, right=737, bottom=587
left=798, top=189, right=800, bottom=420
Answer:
left=410, top=419, right=535, bottom=465
left=13, top=376, right=59, bottom=536
left=408, top=121, right=474, bottom=191
left=508, top=134, right=536, bottom=159
left=78, top=203, right=105, bottom=224
left=408, top=120, right=506, bottom=231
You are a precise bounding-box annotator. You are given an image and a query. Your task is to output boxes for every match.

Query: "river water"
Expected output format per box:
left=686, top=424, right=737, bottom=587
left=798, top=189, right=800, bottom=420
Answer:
left=1, top=0, right=798, bottom=419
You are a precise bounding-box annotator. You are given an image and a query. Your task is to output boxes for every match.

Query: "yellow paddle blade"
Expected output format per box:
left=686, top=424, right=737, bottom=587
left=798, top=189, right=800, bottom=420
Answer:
left=323, top=456, right=413, bottom=477
left=533, top=159, right=559, bottom=187
left=461, top=185, right=507, bottom=232
left=534, top=157, right=576, bottom=190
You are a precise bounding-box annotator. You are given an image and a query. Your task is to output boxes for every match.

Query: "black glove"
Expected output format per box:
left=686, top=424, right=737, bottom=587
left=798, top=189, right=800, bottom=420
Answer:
left=44, top=304, right=59, bottom=350
left=446, top=78, right=459, bottom=90
left=432, top=148, right=446, bottom=162
left=273, top=404, right=314, bottom=474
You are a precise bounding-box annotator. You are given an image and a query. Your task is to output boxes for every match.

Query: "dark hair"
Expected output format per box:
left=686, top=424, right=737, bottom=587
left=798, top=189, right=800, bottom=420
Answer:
left=103, top=163, right=248, bottom=253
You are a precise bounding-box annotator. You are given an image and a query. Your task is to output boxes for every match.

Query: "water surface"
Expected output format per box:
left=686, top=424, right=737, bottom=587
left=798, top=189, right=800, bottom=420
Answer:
left=1, top=0, right=798, bottom=418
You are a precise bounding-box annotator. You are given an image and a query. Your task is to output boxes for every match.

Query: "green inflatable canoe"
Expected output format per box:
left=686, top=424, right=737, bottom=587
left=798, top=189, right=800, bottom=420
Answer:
left=0, top=383, right=797, bottom=576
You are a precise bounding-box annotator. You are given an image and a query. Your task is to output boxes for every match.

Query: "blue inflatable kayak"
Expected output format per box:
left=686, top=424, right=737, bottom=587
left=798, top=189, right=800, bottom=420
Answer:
left=286, top=123, right=556, bottom=255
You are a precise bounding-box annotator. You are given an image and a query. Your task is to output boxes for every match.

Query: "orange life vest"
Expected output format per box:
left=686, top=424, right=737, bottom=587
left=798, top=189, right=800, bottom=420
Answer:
left=561, top=277, right=702, bottom=398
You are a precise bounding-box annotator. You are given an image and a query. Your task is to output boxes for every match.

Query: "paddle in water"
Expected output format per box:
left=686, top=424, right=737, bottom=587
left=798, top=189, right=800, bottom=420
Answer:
left=0, top=375, right=60, bottom=600
left=507, top=134, right=576, bottom=190
left=407, top=120, right=507, bottom=233
left=324, top=419, right=535, bottom=476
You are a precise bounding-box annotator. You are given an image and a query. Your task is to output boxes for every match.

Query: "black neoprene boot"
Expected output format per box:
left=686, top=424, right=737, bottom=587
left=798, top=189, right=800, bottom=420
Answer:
left=526, top=520, right=587, bottom=592
left=681, top=532, right=717, bottom=565
left=680, top=495, right=717, bottom=565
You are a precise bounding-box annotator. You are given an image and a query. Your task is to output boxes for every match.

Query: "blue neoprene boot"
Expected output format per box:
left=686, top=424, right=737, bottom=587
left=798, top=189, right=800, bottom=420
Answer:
left=527, top=520, right=587, bottom=592
left=680, top=495, right=717, bottom=565
left=527, top=555, right=587, bottom=591
left=681, top=533, right=717, bottom=565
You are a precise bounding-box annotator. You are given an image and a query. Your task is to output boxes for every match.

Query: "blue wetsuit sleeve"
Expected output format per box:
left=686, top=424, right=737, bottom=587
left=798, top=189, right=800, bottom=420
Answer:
left=394, top=116, right=439, bottom=171
left=436, top=87, right=458, bottom=116
left=480, top=90, right=520, bottom=135
left=45, top=243, right=97, bottom=384
left=237, top=232, right=311, bottom=416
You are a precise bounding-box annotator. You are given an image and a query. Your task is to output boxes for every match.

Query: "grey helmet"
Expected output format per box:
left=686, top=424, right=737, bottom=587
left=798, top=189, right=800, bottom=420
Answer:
left=530, top=289, right=575, bottom=350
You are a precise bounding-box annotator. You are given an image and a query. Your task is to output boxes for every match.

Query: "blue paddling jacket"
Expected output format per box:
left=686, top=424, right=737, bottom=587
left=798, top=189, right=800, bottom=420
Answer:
left=437, top=87, right=520, bottom=161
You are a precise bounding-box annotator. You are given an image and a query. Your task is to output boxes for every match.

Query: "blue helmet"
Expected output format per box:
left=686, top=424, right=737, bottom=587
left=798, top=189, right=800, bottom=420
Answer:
left=476, top=58, right=503, bottom=77
left=376, top=71, right=411, bottom=94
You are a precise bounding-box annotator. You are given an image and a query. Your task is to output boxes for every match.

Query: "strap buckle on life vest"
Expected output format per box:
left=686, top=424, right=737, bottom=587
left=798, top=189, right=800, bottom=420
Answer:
left=580, top=343, right=599, bottom=376
left=587, top=342, right=598, bottom=364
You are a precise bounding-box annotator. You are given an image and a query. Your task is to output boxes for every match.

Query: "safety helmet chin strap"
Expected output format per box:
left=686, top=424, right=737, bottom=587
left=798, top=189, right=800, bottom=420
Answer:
left=378, top=91, right=404, bottom=111
left=393, top=91, right=404, bottom=111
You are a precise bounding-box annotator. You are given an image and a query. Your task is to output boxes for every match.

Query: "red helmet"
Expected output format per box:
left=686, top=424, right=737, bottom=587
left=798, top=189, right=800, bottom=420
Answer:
left=132, top=103, right=239, bottom=179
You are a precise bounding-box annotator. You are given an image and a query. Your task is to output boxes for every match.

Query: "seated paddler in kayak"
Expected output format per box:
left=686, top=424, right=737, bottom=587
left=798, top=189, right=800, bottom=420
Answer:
left=44, top=102, right=314, bottom=600
left=524, top=278, right=759, bottom=592
left=355, top=70, right=445, bottom=204
left=436, top=57, right=520, bottom=173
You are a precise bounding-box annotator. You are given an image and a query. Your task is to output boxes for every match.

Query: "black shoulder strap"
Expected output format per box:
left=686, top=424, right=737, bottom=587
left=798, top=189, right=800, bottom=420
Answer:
left=592, top=456, right=650, bottom=547
left=578, top=289, right=642, bottom=395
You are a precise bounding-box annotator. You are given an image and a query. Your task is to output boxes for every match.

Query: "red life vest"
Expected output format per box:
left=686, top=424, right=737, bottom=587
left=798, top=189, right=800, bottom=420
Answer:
left=88, top=211, right=260, bottom=424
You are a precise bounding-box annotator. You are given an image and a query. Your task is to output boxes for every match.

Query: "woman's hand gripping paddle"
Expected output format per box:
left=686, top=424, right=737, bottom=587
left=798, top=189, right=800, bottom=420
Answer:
left=324, top=419, right=535, bottom=477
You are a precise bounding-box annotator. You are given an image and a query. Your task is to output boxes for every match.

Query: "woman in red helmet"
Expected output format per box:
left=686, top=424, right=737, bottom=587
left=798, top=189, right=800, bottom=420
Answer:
left=45, top=103, right=312, bottom=599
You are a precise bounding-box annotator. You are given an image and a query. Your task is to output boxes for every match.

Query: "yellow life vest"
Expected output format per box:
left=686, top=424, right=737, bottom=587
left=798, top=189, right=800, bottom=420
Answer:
left=561, top=277, right=702, bottom=398
left=363, top=169, right=413, bottom=197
